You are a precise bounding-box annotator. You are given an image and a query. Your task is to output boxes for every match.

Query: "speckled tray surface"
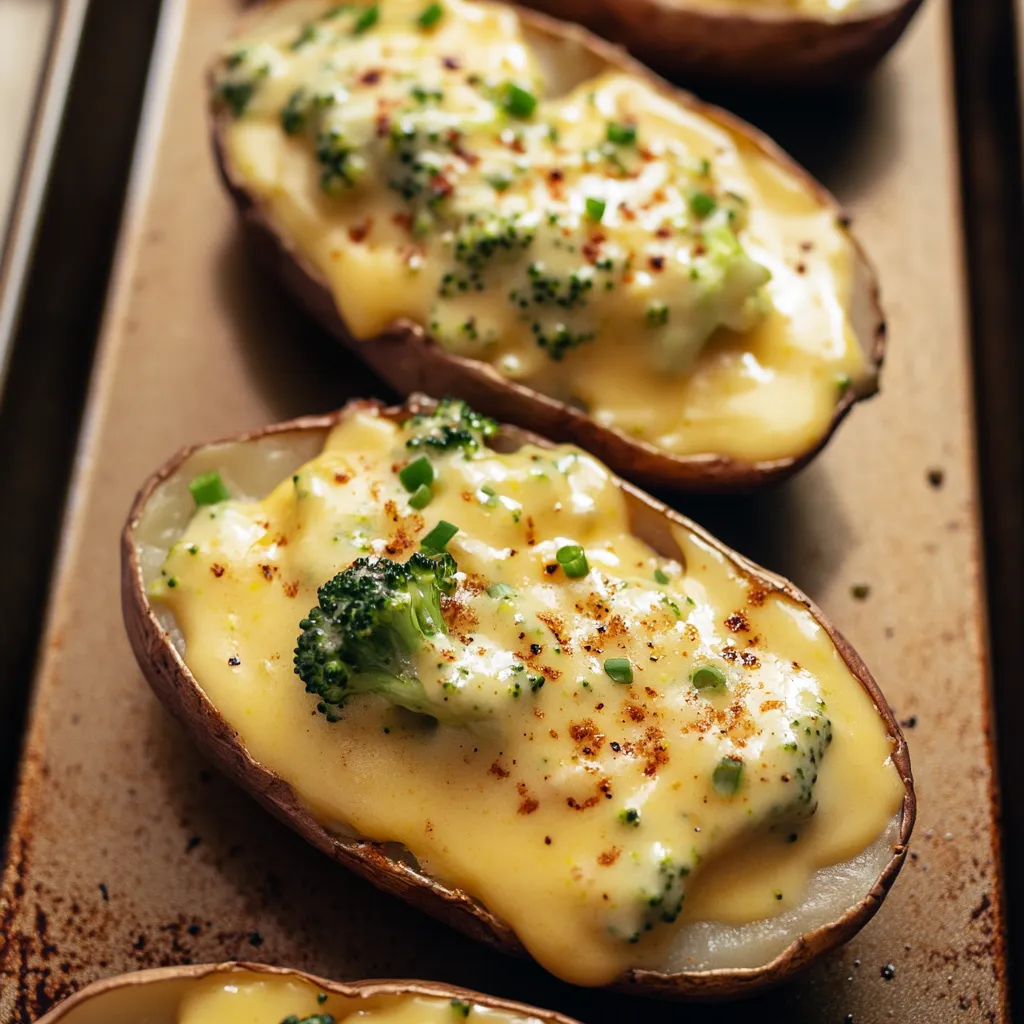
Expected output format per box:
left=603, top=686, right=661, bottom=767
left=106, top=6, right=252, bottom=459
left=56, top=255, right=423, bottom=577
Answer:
left=0, top=0, right=1009, bottom=1021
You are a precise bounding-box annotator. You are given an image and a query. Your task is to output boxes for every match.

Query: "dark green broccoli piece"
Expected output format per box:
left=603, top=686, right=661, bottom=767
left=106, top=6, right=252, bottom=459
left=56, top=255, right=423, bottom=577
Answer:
left=402, top=398, right=498, bottom=455
left=316, top=130, right=367, bottom=192
left=294, top=552, right=457, bottom=721
left=215, top=48, right=270, bottom=117
left=531, top=321, right=595, bottom=360
left=281, top=1016, right=334, bottom=1024
left=453, top=212, right=536, bottom=272
left=607, top=852, right=691, bottom=944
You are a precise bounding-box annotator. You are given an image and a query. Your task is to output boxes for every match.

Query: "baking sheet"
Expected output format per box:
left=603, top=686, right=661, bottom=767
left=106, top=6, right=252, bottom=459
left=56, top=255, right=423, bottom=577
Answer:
left=0, top=0, right=1008, bottom=1020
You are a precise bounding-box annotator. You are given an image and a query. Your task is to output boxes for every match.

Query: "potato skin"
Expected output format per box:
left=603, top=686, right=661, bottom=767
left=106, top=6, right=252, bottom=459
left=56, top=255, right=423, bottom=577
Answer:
left=516, top=0, right=926, bottom=89
left=32, top=962, right=584, bottom=1024
left=210, top=5, right=886, bottom=493
left=121, top=396, right=915, bottom=1001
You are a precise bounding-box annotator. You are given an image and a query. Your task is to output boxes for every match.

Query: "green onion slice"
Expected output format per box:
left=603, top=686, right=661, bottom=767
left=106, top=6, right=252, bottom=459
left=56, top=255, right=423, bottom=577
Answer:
left=688, top=190, right=717, bottom=218
left=189, top=471, right=229, bottom=506
left=604, top=657, right=633, bottom=684
left=691, top=664, right=727, bottom=693
left=408, top=483, right=433, bottom=510
left=421, top=520, right=459, bottom=552
left=417, top=2, right=444, bottom=28
left=585, top=196, right=606, bottom=222
left=713, top=756, right=743, bottom=796
left=399, top=455, right=434, bottom=492
left=352, top=4, right=379, bottom=33
left=606, top=121, right=637, bottom=145
left=556, top=544, right=589, bottom=578
left=501, top=83, right=537, bottom=119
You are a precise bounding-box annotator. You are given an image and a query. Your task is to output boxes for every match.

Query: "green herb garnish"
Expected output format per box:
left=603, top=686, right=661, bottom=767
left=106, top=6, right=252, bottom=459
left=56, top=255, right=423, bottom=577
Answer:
left=556, top=544, right=589, bottom=578
left=189, top=471, right=229, bottom=506
left=421, top=520, right=459, bottom=552
left=604, top=658, right=633, bottom=684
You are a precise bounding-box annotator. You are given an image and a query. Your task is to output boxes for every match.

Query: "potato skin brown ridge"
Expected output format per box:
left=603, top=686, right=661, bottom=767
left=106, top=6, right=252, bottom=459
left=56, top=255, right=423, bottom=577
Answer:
left=32, top=962, right=584, bottom=1024
left=517, top=0, right=926, bottom=89
left=121, top=396, right=915, bottom=1000
left=210, top=5, right=886, bottom=493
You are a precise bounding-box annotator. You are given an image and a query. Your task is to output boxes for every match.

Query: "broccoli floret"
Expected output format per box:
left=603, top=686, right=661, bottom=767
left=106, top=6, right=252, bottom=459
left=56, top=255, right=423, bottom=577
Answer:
left=316, top=130, right=367, bottom=192
left=294, top=552, right=457, bottom=721
left=606, top=849, right=692, bottom=944
left=531, top=321, right=595, bottom=360
left=402, top=398, right=498, bottom=455
left=453, top=212, right=536, bottom=272
left=215, top=46, right=272, bottom=117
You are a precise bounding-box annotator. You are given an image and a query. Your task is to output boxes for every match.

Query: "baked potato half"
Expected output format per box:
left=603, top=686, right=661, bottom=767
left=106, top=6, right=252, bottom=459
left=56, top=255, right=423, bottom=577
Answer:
left=122, top=396, right=914, bottom=1000
left=209, top=0, right=884, bottom=492
left=517, top=0, right=926, bottom=88
left=33, top=962, right=581, bottom=1024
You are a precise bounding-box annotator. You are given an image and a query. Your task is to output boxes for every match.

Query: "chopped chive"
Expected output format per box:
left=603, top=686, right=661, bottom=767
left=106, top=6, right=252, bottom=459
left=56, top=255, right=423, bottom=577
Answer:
left=408, top=483, right=433, bottom=509
left=688, top=190, right=717, bottom=218
left=417, top=1, right=444, bottom=28
left=486, top=171, right=513, bottom=192
left=189, top=471, right=229, bottom=506
left=619, top=807, right=641, bottom=827
left=653, top=568, right=670, bottom=585
left=712, top=756, right=743, bottom=796
left=604, top=658, right=633, bottom=684
left=399, top=454, right=434, bottom=492
left=606, top=121, right=637, bottom=146
left=487, top=582, right=515, bottom=599
left=317, top=993, right=328, bottom=1005
left=585, top=196, right=606, bottom=222
left=352, top=4, right=379, bottom=33
left=836, top=372, right=852, bottom=398
left=421, top=520, right=458, bottom=552
left=451, top=1001, right=472, bottom=1019
left=281, top=89, right=308, bottom=134
left=478, top=484, right=499, bottom=507
left=556, top=543, right=589, bottom=578
left=290, top=24, right=319, bottom=50
left=501, top=82, right=537, bottom=119
left=691, top=664, right=727, bottom=693
left=646, top=300, right=669, bottom=327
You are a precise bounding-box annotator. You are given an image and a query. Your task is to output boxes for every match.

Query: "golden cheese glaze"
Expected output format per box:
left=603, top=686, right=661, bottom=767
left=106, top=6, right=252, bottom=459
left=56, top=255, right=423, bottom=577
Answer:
left=214, top=0, right=866, bottom=463
left=180, top=976, right=540, bottom=1024
left=153, top=406, right=904, bottom=986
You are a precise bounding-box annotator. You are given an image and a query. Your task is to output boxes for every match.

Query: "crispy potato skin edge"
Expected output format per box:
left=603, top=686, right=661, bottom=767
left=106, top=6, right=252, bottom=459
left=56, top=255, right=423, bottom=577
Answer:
left=120, top=396, right=916, bottom=1001
left=518, top=0, right=926, bottom=89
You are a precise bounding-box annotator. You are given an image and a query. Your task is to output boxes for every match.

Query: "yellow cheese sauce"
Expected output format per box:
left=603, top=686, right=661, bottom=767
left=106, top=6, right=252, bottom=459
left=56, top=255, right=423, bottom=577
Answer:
left=179, top=976, right=539, bottom=1024
left=153, top=405, right=903, bottom=986
left=214, top=0, right=866, bottom=463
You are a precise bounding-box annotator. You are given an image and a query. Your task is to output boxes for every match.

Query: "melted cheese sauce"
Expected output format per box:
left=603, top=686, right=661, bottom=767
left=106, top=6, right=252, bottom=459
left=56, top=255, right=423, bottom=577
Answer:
left=154, top=407, right=903, bottom=986
left=215, top=0, right=866, bottom=463
left=179, top=976, right=539, bottom=1024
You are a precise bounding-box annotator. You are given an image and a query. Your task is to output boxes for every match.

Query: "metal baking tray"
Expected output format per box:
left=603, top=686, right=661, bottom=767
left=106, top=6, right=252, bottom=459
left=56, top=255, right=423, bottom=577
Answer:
left=0, top=0, right=1010, bottom=1020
